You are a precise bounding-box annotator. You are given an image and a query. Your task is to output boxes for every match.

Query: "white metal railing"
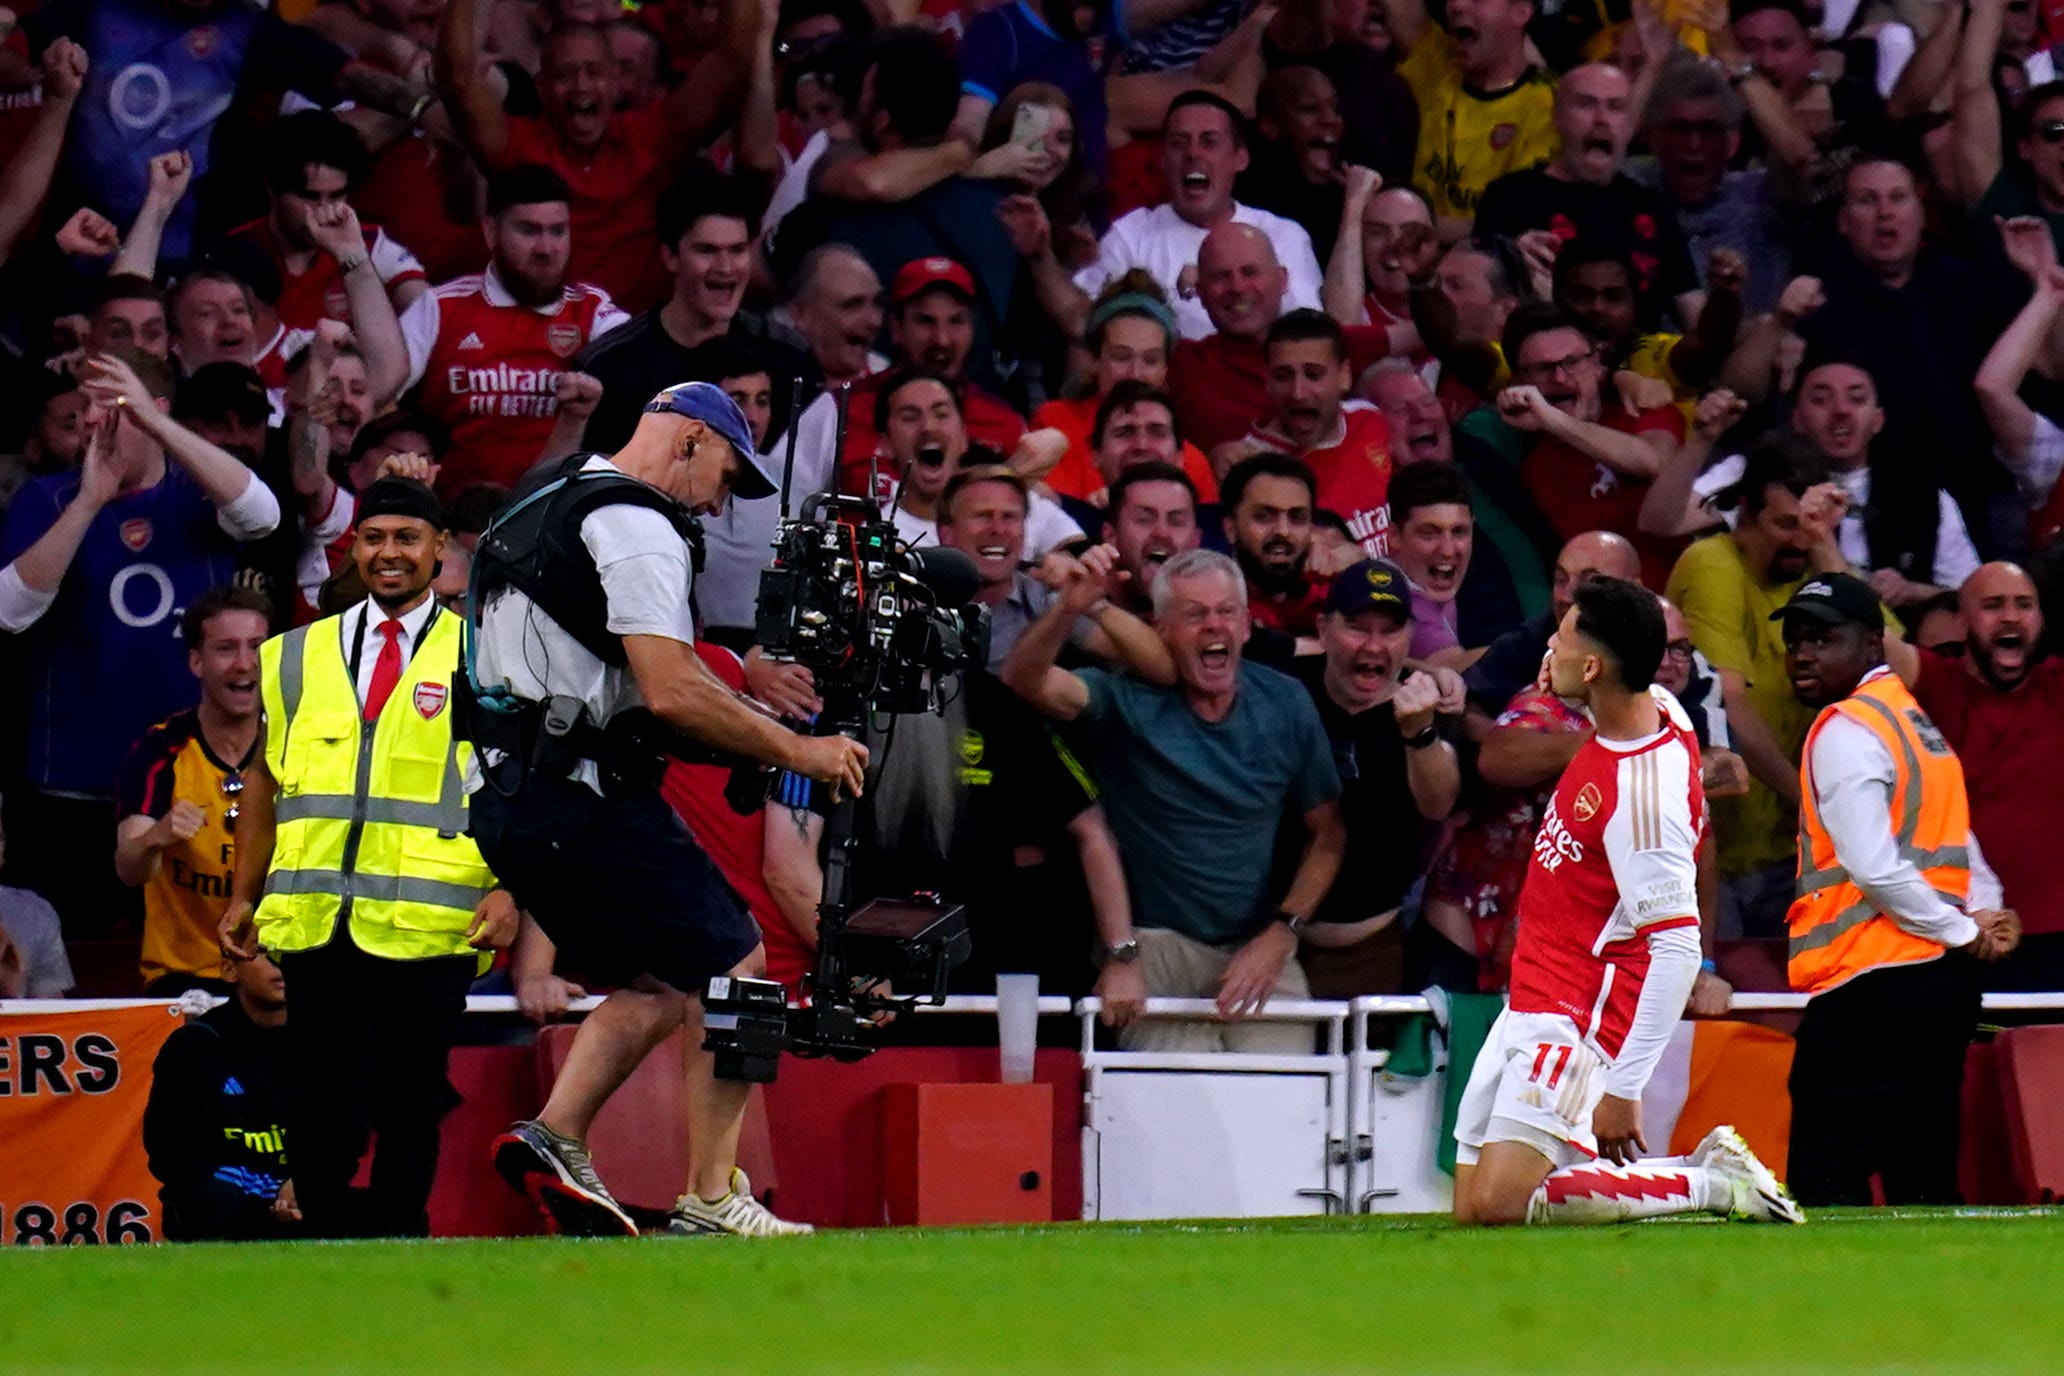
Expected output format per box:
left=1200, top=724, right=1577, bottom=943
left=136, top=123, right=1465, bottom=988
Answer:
left=9, top=991, right=2064, bottom=1020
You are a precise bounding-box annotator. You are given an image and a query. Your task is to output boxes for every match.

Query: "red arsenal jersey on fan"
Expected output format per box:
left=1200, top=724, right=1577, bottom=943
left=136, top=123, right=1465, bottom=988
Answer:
left=1248, top=402, right=1396, bottom=557
left=1508, top=686, right=1704, bottom=1059
left=502, top=102, right=681, bottom=312
left=400, top=267, right=629, bottom=496
left=1520, top=400, right=1686, bottom=589
left=224, top=216, right=426, bottom=333
left=1170, top=328, right=1392, bottom=455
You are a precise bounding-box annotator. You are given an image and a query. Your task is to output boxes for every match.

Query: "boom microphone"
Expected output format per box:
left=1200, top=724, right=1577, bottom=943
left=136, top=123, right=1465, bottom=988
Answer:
left=903, top=545, right=981, bottom=606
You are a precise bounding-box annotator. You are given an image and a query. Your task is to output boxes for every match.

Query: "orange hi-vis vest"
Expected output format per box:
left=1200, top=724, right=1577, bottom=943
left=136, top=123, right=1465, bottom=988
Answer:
left=1788, top=670, right=1972, bottom=996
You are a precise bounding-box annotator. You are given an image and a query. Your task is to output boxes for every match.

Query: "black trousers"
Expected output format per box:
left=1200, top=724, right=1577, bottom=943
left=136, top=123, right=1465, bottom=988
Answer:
left=1787, top=957, right=1980, bottom=1207
left=277, top=939, right=475, bottom=1239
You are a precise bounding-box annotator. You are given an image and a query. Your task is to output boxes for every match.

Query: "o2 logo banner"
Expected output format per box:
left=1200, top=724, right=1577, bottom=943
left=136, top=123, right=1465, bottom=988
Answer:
left=0, top=1005, right=184, bottom=1245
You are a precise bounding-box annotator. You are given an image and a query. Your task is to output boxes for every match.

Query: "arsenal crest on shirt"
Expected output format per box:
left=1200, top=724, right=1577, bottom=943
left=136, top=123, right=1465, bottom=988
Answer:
left=414, top=682, right=448, bottom=720
left=545, top=323, right=583, bottom=359
left=119, top=518, right=153, bottom=552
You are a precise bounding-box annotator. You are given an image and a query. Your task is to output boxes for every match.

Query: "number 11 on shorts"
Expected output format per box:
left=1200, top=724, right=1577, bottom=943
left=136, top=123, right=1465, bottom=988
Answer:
left=1529, top=1042, right=1574, bottom=1090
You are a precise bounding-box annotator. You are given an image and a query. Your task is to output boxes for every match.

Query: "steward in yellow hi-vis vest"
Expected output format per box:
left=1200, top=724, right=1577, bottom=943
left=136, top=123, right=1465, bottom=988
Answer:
left=222, top=478, right=519, bottom=1240
left=1770, top=574, right=2017, bottom=1211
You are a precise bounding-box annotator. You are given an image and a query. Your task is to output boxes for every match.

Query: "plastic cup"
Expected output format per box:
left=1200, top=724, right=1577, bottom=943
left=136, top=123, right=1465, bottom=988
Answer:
left=996, top=973, right=1039, bottom=1083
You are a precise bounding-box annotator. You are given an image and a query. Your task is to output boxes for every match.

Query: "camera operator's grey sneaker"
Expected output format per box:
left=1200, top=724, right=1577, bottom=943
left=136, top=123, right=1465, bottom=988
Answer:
left=667, top=1169, right=814, bottom=1237
left=493, top=1120, right=638, bottom=1237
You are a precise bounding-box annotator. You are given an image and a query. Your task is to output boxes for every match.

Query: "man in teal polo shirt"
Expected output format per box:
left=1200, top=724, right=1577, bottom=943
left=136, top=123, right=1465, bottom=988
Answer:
left=1003, top=545, right=1344, bottom=1050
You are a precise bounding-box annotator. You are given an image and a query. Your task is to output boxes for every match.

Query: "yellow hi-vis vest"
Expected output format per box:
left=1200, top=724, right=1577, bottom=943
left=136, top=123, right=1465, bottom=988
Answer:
left=255, top=607, right=494, bottom=964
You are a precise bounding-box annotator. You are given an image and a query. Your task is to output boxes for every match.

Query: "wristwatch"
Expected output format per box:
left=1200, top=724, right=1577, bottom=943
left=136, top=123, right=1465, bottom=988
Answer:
left=1275, top=910, right=1312, bottom=938
left=1102, top=938, right=1141, bottom=966
left=1723, top=59, right=1758, bottom=85
left=1404, top=724, right=1441, bottom=751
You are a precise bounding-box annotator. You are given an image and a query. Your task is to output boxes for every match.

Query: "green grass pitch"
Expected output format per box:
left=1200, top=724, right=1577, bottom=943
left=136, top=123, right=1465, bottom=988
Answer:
left=9, top=1209, right=2064, bottom=1374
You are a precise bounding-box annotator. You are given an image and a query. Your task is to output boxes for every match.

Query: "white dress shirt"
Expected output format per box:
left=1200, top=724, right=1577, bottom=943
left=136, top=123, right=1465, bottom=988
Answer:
left=1803, top=669, right=2000, bottom=950
left=341, top=594, right=441, bottom=709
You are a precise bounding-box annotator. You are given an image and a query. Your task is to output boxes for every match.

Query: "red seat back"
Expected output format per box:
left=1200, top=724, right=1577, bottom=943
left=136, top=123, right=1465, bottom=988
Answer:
left=1993, top=1025, right=2064, bottom=1204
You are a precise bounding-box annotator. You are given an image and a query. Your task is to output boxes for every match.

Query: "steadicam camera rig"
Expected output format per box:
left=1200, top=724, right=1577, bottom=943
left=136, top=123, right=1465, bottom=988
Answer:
left=702, top=382, right=987, bottom=1082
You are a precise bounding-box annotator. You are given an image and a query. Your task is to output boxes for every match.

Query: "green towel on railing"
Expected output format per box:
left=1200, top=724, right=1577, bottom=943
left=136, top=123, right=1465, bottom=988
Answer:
left=1435, top=994, right=1505, bottom=1175
left=1378, top=991, right=1508, bottom=1176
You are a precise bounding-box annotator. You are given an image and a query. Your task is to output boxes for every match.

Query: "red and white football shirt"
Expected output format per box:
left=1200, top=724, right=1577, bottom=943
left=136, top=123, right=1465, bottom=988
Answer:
left=225, top=216, right=426, bottom=333
left=1247, top=401, right=1396, bottom=557
left=400, top=267, right=630, bottom=496
left=1508, top=686, right=1704, bottom=1059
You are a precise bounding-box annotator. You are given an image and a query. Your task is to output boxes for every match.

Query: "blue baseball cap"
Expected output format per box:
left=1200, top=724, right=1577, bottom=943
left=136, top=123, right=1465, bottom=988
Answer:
left=644, top=381, right=778, bottom=500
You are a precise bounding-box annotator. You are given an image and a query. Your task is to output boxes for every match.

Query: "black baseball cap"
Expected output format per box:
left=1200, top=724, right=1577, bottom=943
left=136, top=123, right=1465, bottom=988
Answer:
left=1323, top=558, right=1412, bottom=620
left=173, top=362, right=270, bottom=424
left=1769, top=572, right=1884, bottom=631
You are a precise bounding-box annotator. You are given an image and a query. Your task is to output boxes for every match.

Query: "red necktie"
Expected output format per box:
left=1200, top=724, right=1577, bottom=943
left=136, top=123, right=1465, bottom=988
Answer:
left=363, top=618, right=403, bottom=722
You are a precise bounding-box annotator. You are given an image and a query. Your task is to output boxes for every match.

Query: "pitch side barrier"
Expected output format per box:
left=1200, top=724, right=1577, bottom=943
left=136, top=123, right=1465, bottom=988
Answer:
left=7, top=993, right=2061, bottom=1228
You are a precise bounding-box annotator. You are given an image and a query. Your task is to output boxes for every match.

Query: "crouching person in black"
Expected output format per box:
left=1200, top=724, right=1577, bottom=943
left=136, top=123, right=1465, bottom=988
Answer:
left=142, top=947, right=299, bottom=1241
left=467, top=383, right=867, bottom=1237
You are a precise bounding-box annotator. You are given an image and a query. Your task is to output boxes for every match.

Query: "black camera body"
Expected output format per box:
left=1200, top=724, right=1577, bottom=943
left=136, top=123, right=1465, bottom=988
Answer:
left=703, top=896, right=974, bottom=1082
left=754, top=492, right=989, bottom=716
left=704, top=483, right=987, bottom=1083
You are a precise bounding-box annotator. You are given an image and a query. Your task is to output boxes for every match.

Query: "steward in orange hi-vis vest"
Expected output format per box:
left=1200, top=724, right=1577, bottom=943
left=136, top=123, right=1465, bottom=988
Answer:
left=1773, top=572, right=2005, bottom=1210
left=1789, top=670, right=1972, bottom=995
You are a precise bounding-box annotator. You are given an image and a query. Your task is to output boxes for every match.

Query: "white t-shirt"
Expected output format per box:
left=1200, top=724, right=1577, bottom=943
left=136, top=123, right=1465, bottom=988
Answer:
left=1692, top=455, right=1980, bottom=589
left=886, top=491, right=1083, bottom=557
left=1072, top=202, right=1324, bottom=341
left=470, top=457, right=695, bottom=793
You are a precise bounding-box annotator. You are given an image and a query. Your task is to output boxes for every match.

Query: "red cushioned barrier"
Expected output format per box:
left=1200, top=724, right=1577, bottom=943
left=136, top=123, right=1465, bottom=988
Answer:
left=1993, top=1025, right=2064, bottom=1204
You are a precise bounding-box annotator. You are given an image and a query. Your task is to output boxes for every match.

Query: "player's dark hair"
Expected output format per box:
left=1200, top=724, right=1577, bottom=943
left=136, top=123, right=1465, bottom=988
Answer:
left=1108, top=460, right=1198, bottom=519
left=96, top=272, right=165, bottom=311
left=1728, top=0, right=1809, bottom=26
left=1264, top=307, right=1348, bottom=363
left=487, top=163, right=574, bottom=217
left=263, top=110, right=369, bottom=195
left=1572, top=576, right=1666, bottom=692
left=865, top=27, right=961, bottom=144
left=1551, top=240, right=1636, bottom=296
left=873, top=368, right=964, bottom=431
left=1501, top=302, right=1589, bottom=372
left=1737, top=430, right=1830, bottom=517
left=701, top=337, right=773, bottom=388
left=1164, top=89, right=1248, bottom=148
left=1311, top=506, right=1352, bottom=539
left=181, top=583, right=275, bottom=649
left=1093, top=380, right=1181, bottom=449
left=1387, top=461, right=1472, bottom=526
left=1791, top=348, right=1878, bottom=402
left=350, top=409, right=452, bottom=465
left=780, top=0, right=877, bottom=41
left=658, top=166, right=762, bottom=248
left=2017, top=80, right=2064, bottom=136
left=1221, top=451, right=1316, bottom=513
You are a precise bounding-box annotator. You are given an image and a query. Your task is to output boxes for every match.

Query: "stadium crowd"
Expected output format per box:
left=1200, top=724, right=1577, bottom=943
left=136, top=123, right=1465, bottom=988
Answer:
left=2, top=0, right=2064, bottom=1230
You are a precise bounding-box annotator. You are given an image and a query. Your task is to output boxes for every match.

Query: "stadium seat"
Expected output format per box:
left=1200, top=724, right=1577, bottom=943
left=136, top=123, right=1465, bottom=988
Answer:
left=1991, top=1026, right=2064, bottom=1204
left=533, top=1025, right=777, bottom=1211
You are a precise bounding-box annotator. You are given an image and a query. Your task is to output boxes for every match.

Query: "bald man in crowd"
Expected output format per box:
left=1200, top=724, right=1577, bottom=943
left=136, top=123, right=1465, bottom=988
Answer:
left=1886, top=563, right=2064, bottom=989
left=1461, top=530, right=1643, bottom=742
left=1171, top=223, right=1388, bottom=454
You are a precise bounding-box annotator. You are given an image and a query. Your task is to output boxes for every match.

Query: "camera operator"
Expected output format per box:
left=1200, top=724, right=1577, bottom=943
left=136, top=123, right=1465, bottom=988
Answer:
left=467, top=382, right=865, bottom=1239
